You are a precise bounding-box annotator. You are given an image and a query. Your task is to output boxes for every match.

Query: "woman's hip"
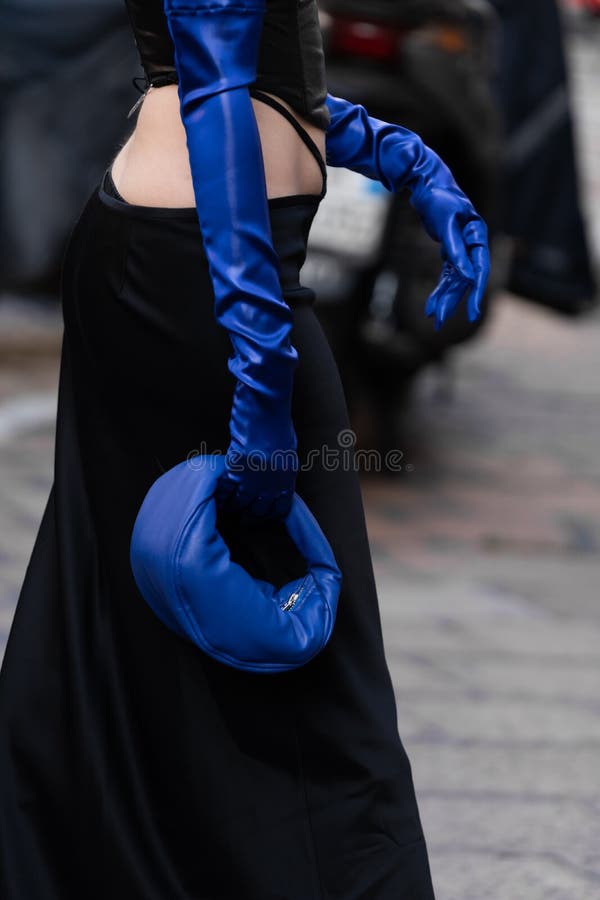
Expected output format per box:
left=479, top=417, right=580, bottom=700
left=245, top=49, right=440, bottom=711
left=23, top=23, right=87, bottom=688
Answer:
left=61, top=185, right=348, bottom=458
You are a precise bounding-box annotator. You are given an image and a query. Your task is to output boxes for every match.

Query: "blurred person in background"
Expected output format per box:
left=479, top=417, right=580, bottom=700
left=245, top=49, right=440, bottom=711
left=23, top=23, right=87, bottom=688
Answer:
left=0, top=1, right=488, bottom=897
left=489, top=0, right=597, bottom=313
left=0, top=0, right=136, bottom=302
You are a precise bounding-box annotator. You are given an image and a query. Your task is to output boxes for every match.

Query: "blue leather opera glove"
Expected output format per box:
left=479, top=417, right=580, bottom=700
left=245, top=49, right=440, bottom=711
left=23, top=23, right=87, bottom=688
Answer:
left=164, top=0, right=298, bottom=519
left=325, top=94, right=490, bottom=330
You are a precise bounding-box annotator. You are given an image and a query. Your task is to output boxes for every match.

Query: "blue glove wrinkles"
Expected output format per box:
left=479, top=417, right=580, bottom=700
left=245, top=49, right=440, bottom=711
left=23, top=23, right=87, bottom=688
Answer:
left=164, top=0, right=298, bottom=519
left=324, top=94, right=490, bottom=330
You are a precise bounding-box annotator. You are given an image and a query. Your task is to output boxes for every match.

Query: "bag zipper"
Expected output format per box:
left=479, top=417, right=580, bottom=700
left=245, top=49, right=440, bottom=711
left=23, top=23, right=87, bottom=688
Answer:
left=280, top=575, right=311, bottom=613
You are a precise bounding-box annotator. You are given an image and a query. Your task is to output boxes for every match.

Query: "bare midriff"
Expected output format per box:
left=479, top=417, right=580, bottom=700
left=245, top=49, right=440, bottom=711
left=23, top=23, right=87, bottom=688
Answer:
left=111, top=84, right=326, bottom=207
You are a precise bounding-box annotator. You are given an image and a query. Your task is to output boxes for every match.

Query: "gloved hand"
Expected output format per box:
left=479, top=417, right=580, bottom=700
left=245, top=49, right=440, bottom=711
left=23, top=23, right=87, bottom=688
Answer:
left=165, top=0, right=298, bottom=518
left=324, top=94, right=490, bottom=330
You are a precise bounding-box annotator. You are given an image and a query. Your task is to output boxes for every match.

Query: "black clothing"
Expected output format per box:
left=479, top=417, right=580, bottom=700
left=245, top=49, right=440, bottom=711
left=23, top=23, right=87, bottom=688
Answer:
left=124, top=0, right=330, bottom=129
left=0, top=73, right=434, bottom=900
left=0, top=167, right=434, bottom=900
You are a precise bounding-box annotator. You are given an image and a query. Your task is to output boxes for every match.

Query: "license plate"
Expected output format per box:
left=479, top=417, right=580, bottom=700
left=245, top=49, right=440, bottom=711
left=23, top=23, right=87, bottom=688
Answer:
left=308, top=166, right=391, bottom=263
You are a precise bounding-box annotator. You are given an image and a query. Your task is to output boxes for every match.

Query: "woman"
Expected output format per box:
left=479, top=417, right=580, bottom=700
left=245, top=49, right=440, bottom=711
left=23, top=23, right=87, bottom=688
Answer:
left=0, top=1, right=488, bottom=897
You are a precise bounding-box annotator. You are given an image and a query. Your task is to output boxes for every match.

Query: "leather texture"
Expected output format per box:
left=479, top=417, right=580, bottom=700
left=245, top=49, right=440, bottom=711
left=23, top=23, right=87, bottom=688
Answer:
left=164, top=0, right=299, bottom=518
left=130, top=456, right=342, bottom=672
left=124, top=0, right=330, bottom=128
left=325, top=94, right=490, bottom=330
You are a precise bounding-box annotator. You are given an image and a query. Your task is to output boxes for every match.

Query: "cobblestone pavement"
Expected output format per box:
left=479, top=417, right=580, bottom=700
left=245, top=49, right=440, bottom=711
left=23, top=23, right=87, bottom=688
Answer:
left=366, top=288, right=600, bottom=899
left=1, top=20, right=599, bottom=900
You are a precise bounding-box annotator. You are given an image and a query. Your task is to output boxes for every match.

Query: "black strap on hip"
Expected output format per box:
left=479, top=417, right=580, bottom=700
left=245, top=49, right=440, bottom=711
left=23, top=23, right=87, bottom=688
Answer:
left=249, top=88, right=327, bottom=199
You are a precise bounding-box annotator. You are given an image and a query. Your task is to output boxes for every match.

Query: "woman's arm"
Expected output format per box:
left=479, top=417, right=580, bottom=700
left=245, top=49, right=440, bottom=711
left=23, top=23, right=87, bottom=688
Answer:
left=164, top=0, right=298, bottom=518
left=324, top=93, right=490, bottom=330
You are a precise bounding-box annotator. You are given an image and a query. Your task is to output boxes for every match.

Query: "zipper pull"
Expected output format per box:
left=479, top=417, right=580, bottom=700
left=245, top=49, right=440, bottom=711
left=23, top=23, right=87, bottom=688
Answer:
left=281, top=591, right=300, bottom=613
left=280, top=576, right=311, bottom=613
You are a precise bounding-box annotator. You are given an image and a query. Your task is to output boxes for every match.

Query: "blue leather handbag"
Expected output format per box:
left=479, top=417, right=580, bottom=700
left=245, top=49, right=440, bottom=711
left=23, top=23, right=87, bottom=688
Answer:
left=130, top=456, right=342, bottom=673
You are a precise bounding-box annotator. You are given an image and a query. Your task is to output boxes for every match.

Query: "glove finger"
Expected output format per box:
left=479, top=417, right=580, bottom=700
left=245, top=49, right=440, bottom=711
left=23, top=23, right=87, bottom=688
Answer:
left=425, top=278, right=448, bottom=318
left=441, top=215, right=475, bottom=284
left=466, top=244, right=490, bottom=322
left=463, top=218, right=488, bottom=249
left=435, top=276, right=469, bottom=330
left=426, top=264, right=465, bottom=325
left=216, top=474, right=260, bottom=517
left=424, top=263, right=454, bottom=317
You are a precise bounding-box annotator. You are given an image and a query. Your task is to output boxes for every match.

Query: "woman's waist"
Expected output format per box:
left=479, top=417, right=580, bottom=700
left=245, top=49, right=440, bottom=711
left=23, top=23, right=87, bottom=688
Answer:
left=96, top=170, right=320, bottom=307
left=112, top=85, right=326, bottom=209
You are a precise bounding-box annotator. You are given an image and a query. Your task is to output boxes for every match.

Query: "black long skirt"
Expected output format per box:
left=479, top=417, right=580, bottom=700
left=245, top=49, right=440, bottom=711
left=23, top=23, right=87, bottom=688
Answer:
left=0, top=179, right=435, bottom=900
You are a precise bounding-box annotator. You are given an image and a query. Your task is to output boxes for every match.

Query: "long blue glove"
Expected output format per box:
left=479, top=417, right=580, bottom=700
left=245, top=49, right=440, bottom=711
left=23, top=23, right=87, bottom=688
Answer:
left=164, top=0, right=298, bottom=519
left=325, top=94, right=490, bottom=330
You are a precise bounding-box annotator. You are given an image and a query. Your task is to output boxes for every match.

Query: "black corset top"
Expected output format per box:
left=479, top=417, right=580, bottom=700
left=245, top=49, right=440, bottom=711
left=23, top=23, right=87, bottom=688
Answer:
left=124, top=0, right=330, bottom=129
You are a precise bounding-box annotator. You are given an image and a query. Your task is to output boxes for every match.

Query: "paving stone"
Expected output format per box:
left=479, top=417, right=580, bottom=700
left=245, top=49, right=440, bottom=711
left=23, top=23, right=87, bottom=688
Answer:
left=429, top=852, right=599, bottom=900
left=398, top=694, right=600, bottom=744
left=422, top=792, right=600, bottom=879
left=407, top=743, right=600, bottom=801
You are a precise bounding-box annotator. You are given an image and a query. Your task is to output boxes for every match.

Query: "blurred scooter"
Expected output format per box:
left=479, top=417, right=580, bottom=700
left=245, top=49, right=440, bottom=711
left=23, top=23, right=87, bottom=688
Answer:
left=304, top=0, right=501, bottom=451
